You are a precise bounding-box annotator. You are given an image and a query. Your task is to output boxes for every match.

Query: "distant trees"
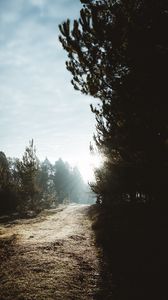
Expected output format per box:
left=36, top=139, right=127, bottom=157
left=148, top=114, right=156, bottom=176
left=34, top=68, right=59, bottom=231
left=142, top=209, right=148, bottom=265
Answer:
left=0, top=140, right=93, bottom=216
left=71, top=166, right=87, bottom=203
left=52, top=159, right=91, bottom=204
left=53, top=159, right=71, bottom=203
left=15, top=139, right=41, bottom=214
left=59, top=0, right=168, bottom=206
left=0, top=152, right=10, bottom=192
left=38, top=158, right=56, bottom=209
left=0, top=151, right=12, bottom=212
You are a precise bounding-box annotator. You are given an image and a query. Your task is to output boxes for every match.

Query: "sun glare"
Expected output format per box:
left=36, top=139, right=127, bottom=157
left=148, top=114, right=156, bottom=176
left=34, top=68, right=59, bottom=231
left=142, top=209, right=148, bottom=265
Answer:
left=77, top=153, right=103, bottom=183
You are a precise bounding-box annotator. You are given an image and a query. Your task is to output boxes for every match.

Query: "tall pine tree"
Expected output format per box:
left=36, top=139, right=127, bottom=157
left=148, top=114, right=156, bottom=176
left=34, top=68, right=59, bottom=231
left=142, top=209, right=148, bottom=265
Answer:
left=16, top=140, right=41, bottom=213
left=59, top=0, right=168, bottom=206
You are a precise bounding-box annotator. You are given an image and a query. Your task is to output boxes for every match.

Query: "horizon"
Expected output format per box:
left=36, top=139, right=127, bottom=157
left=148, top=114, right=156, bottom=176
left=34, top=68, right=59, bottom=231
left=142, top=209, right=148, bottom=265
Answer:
left=0, top=0, right=100, bottom=182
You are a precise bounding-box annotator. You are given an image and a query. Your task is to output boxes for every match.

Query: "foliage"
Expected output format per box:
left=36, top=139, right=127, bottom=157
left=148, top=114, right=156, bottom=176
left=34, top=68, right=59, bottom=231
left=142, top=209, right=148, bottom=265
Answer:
left=37, top=158, right=56, bottom=208
left=15, top=140, right=41, bottom=214
left=59, top=0, right=168, bottom=206
left=0, top=152, right=9, bottom=188
left=0, top=152, right=14, bottom=212
left=0, top=141, right=93, bottom=215
left=52, top=159, right=92, bottom=204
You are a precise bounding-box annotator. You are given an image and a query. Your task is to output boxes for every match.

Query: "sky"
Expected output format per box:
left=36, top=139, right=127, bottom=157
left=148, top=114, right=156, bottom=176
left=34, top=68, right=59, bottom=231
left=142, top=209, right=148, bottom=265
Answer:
left=0, top=0, right=100, bottom=182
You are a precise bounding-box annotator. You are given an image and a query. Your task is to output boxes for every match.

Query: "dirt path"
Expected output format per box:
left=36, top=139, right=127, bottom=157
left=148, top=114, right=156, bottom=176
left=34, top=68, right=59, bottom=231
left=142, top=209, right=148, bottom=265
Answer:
left=0, top=204, right=108, bottom=300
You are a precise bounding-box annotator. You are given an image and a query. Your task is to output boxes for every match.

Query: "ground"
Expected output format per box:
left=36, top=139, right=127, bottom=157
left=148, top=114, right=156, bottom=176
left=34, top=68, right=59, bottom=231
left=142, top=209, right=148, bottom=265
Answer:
left=0, top=204, right=113, bottom=300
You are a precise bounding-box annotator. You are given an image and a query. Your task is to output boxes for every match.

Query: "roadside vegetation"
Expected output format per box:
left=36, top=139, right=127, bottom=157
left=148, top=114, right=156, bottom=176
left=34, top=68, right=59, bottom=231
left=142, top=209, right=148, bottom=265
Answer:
left=59, top=0, right=168, bottom=298
left=0, top=140, right=94, bottom=218
left=0, top=205, right=104, bottom=300
left=0, top=0, right=168, bottom=298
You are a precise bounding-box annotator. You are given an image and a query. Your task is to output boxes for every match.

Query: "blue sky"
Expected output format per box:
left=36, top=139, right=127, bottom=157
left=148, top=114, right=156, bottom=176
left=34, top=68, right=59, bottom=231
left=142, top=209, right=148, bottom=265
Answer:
left=0, top=0, right=99, bottom=181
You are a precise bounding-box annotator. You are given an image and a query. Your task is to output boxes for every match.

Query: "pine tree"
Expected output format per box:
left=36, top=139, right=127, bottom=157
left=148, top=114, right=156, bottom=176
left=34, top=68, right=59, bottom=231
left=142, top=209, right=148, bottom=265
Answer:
left=16, top=140, right=41, bottom=213
left=59, top=0, right=168, bottom=206
left=38, top=158, right=57, bottom=208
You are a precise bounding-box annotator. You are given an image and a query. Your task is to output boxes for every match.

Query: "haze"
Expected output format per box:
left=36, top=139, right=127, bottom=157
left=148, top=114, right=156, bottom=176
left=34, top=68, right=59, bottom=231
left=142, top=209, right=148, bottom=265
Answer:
left=0, top=0, right=98, bottom=182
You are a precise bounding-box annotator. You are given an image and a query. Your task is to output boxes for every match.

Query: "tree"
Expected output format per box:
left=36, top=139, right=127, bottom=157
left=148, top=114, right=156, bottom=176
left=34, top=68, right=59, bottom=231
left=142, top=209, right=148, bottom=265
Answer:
left=59, top=0, right=168, bottom=206
left=70, top=166, right=85, bottom=202
left=38, top=158, right=57, bottom=208
left=16, top=140, right=41, bottom=213
left=0, top=152, right=10, bottom=212
left=52, top=159, right=89, bottom=204
left=53, top=159, right=72, bottom=203
left=0, top=151, right=9, bottom=189
left=0, top=153, right=19, bottom=213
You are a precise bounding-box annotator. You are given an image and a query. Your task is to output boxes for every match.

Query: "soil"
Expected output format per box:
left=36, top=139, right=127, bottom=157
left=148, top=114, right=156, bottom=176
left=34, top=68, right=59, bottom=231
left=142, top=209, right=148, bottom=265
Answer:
left=0, top=204, right=113, bottom=300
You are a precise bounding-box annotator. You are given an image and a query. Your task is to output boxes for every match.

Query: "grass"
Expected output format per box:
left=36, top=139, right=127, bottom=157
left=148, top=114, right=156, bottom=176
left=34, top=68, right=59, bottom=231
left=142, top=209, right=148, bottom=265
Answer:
left=0, top=205, right=101, bottom=300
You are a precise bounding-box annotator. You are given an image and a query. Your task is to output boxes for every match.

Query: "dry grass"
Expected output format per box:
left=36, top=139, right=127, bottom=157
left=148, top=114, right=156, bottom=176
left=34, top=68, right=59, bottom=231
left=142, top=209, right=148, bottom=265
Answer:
left=0, top=205, right=108, bottom=300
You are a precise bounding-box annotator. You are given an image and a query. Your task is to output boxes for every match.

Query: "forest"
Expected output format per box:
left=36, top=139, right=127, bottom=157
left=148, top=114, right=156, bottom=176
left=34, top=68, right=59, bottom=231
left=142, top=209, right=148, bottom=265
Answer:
left=59, top=0, right=168, bottom=208
left=0, top=139, right=93, bottom=217
left=59, top=0, right=168, bottom=298
left=0, top=0, right=168, bottom=299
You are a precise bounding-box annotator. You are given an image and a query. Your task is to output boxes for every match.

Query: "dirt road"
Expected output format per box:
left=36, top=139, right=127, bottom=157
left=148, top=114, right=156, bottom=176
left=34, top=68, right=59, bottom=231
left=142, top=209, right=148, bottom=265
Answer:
left=0, top=204, right=111, bottom=300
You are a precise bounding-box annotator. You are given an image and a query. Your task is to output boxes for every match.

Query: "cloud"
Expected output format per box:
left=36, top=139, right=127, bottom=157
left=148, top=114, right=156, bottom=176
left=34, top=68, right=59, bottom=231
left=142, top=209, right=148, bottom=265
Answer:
left=0, top=0, right=97, bottom=179
left=29, top=0, right=46, bottom=7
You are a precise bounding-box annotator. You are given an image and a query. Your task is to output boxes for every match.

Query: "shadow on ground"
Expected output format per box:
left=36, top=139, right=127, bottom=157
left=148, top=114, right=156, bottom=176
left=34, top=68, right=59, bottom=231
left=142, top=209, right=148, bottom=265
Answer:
left=88, top=204, right=168, bottom=300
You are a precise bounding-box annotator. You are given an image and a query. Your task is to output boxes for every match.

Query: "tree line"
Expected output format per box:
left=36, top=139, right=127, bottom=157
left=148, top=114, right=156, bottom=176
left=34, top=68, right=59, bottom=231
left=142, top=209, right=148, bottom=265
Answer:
left=59, top=2, right=168, bottom=297
left=0, top=140, right=93, bottom=216
left=59, top=0, right=168, bottom=208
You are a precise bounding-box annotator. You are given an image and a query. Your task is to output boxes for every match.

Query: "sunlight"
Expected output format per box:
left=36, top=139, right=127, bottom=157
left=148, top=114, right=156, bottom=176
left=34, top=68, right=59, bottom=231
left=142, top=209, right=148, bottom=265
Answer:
left=77, top=153, right=103, bottom=183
